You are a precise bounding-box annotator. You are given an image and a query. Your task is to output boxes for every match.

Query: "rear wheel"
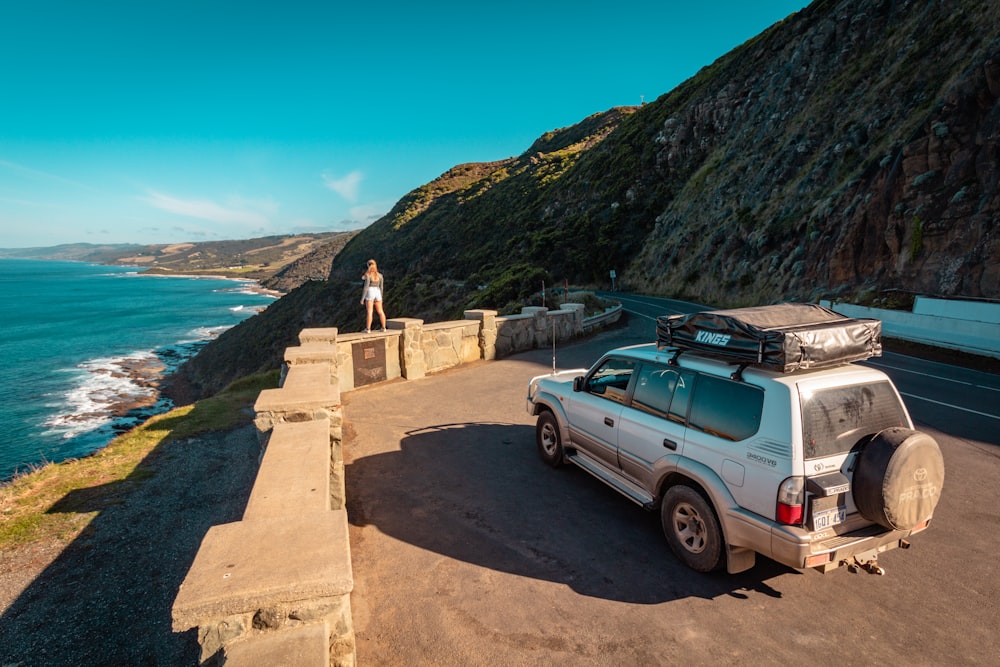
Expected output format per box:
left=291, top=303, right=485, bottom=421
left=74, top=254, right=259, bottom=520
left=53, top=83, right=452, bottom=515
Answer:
left=535, top=411, right=565, bottom=467
left=661, top=485, right=725, bottom=572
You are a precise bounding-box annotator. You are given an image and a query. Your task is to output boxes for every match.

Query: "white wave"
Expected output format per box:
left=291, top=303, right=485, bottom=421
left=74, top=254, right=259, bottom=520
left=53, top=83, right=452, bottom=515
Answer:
left=230, top=304, right=245, bottom=312
left=43, top=350, right=164, bottom=440
left=224, top=284, right=276, bottom=298
left=189, top=324, right=232, bottom=339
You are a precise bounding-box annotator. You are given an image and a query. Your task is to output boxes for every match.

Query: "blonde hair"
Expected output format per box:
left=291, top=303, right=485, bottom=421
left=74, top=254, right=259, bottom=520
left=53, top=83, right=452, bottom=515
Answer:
left=364, top=259, right=379, bottom=278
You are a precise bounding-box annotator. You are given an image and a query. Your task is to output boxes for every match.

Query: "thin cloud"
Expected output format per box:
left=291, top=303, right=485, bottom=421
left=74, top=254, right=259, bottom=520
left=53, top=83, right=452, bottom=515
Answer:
left=350, top=202, right=390, bottom=225
left=141, top=190, right=270, bottom=225
left=0, top=196, right=60, bottom=208
left=323, top=170, right=363, bottom=202
left=0, top=158, right=102, bottom=193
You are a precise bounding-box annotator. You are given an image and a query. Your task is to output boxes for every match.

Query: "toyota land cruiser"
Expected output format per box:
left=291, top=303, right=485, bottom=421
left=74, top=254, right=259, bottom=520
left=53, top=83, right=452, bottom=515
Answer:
left=525, top=304, right=943, bottom=575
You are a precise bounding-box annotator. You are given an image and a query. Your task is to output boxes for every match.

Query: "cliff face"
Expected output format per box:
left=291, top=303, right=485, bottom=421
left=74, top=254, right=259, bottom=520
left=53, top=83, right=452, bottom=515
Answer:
left=622, top=0, right=1000, bottom=304
left=169, top=0, right=1000, bottom=400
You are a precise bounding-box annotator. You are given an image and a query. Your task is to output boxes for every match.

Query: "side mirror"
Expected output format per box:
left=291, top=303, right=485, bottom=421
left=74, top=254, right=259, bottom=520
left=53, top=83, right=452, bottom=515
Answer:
left=573, top=376, right=584, bottom=392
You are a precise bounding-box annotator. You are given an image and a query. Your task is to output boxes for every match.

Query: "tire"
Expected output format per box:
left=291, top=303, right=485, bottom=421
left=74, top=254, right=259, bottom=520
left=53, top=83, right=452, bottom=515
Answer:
left=661, top=485, right=725, bottom=573
left=535, top=411, right=565, bottom=467
left=852, top=427, right=945, bottom=531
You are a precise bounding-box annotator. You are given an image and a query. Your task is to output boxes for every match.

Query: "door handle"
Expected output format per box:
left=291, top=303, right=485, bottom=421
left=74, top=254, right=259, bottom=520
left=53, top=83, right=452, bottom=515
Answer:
left=604, top=417, right=614, bottom=427
left=663, top=438, right=678, bottom=450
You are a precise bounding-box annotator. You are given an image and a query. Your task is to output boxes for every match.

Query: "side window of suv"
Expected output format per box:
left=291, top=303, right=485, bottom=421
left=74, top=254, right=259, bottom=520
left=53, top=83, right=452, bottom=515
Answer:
left=688, top=374, right=764, bottom=441
left=632, top=365, right=678, bottom=418
left=667, top=370, right=695, bottom=424
left=585, top=358, right=635, bottom=405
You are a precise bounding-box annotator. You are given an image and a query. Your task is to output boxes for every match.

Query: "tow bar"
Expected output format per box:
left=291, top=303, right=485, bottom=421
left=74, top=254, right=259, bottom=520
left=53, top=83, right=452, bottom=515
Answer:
left=842, top=539, right=910, bottom=575
left=846, top=557, right=885, bottom=575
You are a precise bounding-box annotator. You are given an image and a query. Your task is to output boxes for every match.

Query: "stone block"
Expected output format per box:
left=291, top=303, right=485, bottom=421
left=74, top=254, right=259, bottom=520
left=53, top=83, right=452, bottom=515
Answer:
left=299, top=327, right=338, bottom=345
left=222, top=622, right=331, bottom=667
left=390, top=317, right=426, bottom=380
left=465, top=309, right=497, bottom=360
left=335, top=341, right=355, bottom=393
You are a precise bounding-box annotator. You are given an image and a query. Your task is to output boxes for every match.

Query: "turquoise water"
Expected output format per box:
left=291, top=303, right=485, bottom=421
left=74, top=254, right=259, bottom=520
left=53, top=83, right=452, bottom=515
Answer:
left=0, top=259, right=276, bottom=481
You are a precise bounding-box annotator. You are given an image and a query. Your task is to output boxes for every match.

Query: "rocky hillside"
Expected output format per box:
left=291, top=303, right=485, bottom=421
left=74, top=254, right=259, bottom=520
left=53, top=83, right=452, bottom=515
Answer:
left=258, top=231, right=359, bottom=292
left=330, top=0, right=1000, bottom=306
left=167, top=0, right=1000, bottom=401
left=627, top=0, right=1000, bottom=304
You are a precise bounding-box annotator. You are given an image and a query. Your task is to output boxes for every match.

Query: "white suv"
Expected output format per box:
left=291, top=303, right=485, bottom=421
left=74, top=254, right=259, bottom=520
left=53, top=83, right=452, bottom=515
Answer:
left=526, top=304, right=944, bottom=575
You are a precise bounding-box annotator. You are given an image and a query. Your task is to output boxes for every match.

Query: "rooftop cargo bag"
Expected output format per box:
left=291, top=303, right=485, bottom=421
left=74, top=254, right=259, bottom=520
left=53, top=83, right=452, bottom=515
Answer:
left=656, top=303, right=881, bottom=373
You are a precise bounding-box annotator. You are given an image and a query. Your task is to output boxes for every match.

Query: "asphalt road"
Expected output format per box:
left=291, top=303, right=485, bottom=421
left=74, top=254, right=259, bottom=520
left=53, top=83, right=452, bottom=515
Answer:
left=343, top=305, right=999, bottom=666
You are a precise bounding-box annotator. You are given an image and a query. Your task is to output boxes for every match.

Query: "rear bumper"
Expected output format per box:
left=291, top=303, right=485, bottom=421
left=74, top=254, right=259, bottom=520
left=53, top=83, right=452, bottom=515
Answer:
left=772, top=523, right=919, bottom=571
left=726, top=506, right=925, bottom=572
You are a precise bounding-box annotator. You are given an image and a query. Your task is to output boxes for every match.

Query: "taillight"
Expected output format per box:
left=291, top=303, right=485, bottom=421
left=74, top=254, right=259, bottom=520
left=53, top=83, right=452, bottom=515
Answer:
left=777, top=476, right=804, bottom=525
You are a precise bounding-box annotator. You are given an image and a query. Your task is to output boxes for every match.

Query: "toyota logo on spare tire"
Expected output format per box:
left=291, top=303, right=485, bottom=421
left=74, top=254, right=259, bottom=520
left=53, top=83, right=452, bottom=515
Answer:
left=914, top=467, right=928, bottom=482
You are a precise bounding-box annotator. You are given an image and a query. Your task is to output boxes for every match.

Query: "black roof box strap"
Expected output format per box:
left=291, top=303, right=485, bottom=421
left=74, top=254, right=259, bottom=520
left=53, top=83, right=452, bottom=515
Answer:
left=655, top=303, right=882, bottom=373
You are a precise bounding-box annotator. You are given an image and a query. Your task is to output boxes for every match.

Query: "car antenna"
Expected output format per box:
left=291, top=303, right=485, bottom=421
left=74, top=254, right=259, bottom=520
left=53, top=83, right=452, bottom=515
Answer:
left=551, top=315, right=557, bottom=373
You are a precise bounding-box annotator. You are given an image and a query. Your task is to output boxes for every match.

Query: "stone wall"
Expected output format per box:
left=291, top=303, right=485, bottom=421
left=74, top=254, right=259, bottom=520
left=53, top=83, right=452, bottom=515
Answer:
left=330, top=303, right=607, bottom=390
left=172, top=329, right=354, bottom=666
left=495, top=304, right=583, bottom=357
left=171, top=302, right=620, bottom=665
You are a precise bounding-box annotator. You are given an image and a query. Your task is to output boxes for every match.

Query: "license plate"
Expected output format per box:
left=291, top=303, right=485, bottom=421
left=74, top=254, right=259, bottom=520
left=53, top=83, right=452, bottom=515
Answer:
left=812, top=507, right=847, bottom=530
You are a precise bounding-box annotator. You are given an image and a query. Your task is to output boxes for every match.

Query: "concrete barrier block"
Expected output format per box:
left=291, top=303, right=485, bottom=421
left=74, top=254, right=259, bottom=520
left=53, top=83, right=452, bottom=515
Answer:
left=244, top=419, right=331, bottom=520
left=254, top=384, right=341, bottom=418
left=285, top=344, right=338, bottom=366
left=172, top=510, right=354, bottom=631
left=281, top=364, right=332, bottom=390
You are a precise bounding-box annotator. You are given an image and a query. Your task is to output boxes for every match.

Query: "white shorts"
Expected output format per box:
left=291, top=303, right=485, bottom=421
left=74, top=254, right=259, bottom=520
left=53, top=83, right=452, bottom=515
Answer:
left=365, top=286, right=383, bottom=302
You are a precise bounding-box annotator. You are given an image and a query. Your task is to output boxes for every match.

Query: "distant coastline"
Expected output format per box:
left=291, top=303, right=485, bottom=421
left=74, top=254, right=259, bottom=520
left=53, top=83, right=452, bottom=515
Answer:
left=132, top=267, right=286, bottom=298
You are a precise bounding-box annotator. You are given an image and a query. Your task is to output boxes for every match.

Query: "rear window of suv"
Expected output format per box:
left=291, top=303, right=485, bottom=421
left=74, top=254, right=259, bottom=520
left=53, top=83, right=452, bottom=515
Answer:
left=800, top=380, right=908, bottom=459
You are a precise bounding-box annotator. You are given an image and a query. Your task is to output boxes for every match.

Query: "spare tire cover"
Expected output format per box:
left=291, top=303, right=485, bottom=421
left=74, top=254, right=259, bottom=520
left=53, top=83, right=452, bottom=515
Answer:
left=852, top=427, right=944, bottom=530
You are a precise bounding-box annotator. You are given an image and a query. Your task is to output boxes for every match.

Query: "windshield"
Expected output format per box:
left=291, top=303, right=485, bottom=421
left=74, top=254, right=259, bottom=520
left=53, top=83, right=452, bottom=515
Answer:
left=800, top=380, right=908, bottom=459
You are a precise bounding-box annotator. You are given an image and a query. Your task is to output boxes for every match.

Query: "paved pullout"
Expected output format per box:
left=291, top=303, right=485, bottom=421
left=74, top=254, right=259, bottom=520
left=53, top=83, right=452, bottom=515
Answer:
left=343, top=316, right=1000, bottom=666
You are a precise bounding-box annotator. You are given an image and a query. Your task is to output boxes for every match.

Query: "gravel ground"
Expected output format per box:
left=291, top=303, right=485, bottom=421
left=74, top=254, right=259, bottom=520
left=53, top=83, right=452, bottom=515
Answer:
left=0, top=424, right=260, bottom=666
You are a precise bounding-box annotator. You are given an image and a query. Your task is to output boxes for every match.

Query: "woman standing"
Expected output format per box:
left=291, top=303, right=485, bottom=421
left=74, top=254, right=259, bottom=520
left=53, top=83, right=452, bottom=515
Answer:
left=360, top=259, right=387, bottom=333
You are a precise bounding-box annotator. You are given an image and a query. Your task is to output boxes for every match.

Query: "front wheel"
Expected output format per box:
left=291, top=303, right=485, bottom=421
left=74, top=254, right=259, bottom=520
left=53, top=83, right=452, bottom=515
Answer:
left=535, top=411, right=565, bottom=467
left=661, top=485, right=725, bottom=572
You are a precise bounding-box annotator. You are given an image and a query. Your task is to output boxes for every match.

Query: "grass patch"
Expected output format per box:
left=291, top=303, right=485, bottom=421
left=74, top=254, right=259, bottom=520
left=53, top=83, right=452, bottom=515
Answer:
left=0, top=370, right=278, bottom=549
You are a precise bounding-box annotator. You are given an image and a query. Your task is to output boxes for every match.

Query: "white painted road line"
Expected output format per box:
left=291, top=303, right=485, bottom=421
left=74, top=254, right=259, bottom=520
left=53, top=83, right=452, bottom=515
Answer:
left=900, top=391, right=1000, bottom=421
left=867, top=360, right=1000, bottom=392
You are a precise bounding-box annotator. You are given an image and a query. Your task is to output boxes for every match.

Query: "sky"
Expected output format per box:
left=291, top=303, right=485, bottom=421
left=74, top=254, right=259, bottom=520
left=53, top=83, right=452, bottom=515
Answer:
left=0, top=1, right=811, bottom=249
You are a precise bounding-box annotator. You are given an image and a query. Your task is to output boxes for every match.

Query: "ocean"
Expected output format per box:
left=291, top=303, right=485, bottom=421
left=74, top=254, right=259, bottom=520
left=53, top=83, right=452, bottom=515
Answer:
left=0, top=259, right=277, bottom=482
